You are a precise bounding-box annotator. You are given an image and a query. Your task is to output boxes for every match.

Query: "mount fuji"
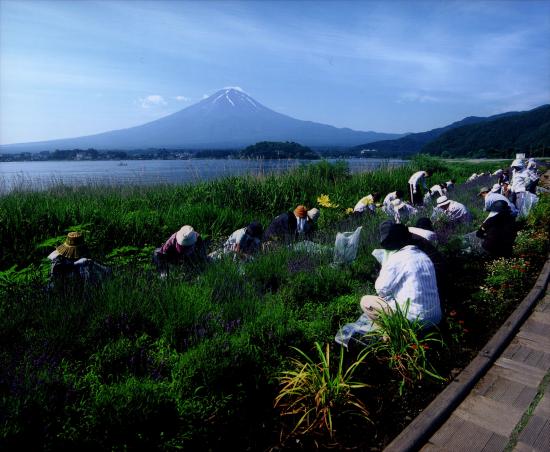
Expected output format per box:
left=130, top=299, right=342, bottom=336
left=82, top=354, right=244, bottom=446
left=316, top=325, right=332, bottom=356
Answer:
left=1, top=88, right=402, bottom=152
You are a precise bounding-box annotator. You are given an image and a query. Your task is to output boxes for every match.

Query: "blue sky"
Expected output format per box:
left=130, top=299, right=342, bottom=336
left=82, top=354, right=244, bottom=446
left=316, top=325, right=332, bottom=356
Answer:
left=1, top=0, right=549, bottom=144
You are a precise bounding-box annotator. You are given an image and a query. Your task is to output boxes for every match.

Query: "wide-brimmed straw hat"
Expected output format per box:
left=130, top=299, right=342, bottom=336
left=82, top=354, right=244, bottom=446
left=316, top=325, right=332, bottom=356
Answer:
left=294, top=205, right=308, bottom=218
left=55, top=232, right=88, bottom=259
left=436, top=195, right=451, bottom=207
left=176, top=225, right=198, bottom=246
left=307, top=208, right=320, bottom=222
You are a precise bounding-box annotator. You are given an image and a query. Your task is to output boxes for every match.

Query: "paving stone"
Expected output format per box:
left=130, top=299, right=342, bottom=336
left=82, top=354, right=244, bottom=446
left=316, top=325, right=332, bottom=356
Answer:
left=516, top=331, right=550, bottom=353
left=428, top=414, right=466, bottom=447
left=522, top=318, right=550, bottom=337
left=518, top=415, right=547, bottom=448
left=532, top=419, right=550, bottom=451
left=442, top=419, right=494, bottom=451
left=480, top=432, right=508, bottom=451
left=492, top=357, right=546, bottom=388
left=530, top=310, right=550, bottom=325
left=513, top=386, right=539, bottom=411
left=454, top=395, right=523, bottom=437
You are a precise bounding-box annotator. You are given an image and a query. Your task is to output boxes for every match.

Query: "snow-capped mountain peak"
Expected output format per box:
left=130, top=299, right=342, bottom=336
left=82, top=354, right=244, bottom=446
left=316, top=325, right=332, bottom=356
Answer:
left=201, top=88, right=260, bottom=111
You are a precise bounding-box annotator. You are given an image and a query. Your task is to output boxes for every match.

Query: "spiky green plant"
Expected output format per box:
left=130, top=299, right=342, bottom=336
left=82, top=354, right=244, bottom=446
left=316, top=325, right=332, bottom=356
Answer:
left=363, top=301, right=446, bottom=394
left=274, top=342, right=370, bottom=440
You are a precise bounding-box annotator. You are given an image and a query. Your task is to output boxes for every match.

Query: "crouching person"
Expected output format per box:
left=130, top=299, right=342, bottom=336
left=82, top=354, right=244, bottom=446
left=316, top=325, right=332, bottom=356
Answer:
left=153, top=225, right=207, bottom=276
left=48, top=232, right=111, bottom=289
left=335, top=221, right=441, bottom=347
left=475, top=200, right=517, bottom=258
left=209, top=221, right=263, bottom=262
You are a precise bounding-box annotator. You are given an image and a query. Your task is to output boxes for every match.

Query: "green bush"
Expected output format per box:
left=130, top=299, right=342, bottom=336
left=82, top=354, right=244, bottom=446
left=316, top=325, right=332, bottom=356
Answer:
left=474, top=257, right=531, bottom=320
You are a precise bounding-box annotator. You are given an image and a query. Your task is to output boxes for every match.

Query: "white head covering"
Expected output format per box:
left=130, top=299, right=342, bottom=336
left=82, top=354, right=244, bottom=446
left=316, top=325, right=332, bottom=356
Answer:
left=176, top=225, right=198, bottom=246
left=436, top=195, right=450, bottom=207
left=511, top=159, right=524, bottom=168
left=391, top=198, right=406, bottom=210
left=307, top=208, right=320, bottom=222
left=491, top=183, right=501, bottom=193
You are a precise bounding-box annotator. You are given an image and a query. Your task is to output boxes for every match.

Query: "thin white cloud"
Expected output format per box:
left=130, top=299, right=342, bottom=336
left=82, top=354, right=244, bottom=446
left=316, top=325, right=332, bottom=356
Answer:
left=174, top=95, right=190, bottom=102
left=202, top=94, right=209, bottom=99
left=397, top=92, right=442, bottom=104
left=139, top=95, right=167, bottom=108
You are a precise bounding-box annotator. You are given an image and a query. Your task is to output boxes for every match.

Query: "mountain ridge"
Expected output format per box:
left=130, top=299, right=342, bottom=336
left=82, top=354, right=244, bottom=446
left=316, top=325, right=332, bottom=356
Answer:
left=354, top=110, right=523, bottom=156
left=1, top=89, right=401, bottom=152
left=422, top=104, right=550, bottom=157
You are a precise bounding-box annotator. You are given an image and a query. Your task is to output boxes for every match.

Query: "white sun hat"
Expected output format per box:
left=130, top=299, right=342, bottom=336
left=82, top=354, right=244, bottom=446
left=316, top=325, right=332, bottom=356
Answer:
left=436, top=195, right=450, bottom=207
left=176, top=225, right=198, bottom=246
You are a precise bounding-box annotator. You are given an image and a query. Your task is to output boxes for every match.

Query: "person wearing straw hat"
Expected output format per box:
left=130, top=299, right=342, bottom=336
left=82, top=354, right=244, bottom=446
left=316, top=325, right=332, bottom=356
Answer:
left=432, top=195, right=471, bottom=224
left=478, top=186, right=518, bottom=218
left=48, top=232, right=109, bottom=287
left=153, top=225, right=207, bottom=276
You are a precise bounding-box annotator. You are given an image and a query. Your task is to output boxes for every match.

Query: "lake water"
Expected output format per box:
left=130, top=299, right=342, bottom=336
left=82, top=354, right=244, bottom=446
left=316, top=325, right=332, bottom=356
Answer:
left=0, top=158, right=405, bottom=193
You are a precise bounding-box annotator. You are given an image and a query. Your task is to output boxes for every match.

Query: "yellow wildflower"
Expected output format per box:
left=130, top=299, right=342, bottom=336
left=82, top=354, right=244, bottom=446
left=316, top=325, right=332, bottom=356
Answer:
left=345, top=207, right=354, bottom=215
left=317, top=194, right=339, bottom=208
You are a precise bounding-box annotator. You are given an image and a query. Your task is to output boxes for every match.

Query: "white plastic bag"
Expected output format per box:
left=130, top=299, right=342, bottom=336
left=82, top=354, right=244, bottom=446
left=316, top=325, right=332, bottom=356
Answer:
left=333, top=226, right=362, bottom=265
left=519, top=192, right=538, bottom=218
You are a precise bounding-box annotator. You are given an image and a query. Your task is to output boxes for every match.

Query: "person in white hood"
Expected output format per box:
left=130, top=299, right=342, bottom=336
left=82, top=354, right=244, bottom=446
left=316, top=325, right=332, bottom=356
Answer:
left=478, top=186, right=518, bottom=218
left=510, top=159, right=530, bottom=212
left=383, top=190, right=404, bottom=215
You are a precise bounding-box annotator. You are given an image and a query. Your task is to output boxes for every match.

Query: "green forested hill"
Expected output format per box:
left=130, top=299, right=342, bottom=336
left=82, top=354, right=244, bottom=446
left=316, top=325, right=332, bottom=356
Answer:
left=422, top=104, right=550, bottom=158
left=241, top=141, right=319, bottom=159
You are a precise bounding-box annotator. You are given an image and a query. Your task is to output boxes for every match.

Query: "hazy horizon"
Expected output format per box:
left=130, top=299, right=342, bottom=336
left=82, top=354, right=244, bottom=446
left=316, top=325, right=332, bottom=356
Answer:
left=1, top=0, right=549, bottom=145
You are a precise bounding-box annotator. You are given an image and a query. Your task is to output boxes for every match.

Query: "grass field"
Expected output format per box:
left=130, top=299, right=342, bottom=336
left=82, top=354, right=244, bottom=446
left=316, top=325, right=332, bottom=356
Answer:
left=1, top=155, right=547, bottom=450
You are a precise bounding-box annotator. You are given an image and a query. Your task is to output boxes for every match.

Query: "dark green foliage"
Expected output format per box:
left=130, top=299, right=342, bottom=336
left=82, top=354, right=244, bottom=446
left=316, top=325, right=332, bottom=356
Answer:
left=281, top=265, right=359, bottom=308
left=423, top=104, right=550, bottom=157
left=354, top=113, right=498, bottom=157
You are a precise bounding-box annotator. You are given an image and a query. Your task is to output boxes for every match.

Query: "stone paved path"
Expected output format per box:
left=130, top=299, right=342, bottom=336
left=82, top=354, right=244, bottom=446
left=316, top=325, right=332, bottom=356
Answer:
left=421, top=287, right=550, bottom=452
